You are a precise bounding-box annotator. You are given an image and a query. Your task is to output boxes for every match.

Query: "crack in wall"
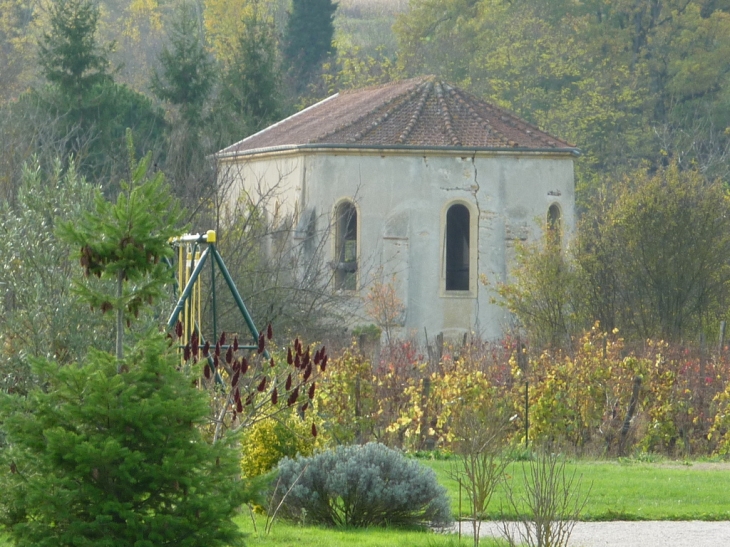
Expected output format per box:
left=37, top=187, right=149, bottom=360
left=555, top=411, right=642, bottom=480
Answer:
left=471, top=153, right=481, bottom=334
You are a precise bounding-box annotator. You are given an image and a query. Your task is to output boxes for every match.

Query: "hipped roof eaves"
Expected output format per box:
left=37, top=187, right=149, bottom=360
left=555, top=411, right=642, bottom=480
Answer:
left=217, top=94, right=341, bottom=157
left=217, top=77, right=577, bottom=155
left=216, top=142, right=581, bottom=161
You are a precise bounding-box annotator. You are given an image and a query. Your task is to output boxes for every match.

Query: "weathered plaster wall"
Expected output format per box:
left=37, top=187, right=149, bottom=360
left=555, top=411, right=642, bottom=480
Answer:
left=220, top=148, right=575, bottom=341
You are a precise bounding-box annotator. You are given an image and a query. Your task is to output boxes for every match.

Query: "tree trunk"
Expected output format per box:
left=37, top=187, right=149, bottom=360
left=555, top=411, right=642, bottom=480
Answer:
left=116, top=269, right=124, bottom=369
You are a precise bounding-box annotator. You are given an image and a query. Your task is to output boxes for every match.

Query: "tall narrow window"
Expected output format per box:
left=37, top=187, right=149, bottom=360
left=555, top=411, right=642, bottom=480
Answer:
left=335, top=201, right=357, bottom=290
left=547, top=203, right=561, bottom=245
left=446, top=204, right=470, bottom=291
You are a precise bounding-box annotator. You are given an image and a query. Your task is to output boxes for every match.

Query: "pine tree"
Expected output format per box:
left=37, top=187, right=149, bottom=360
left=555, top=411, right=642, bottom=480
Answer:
left=283, top=0, right=337, bottom=93
left=152, top=2, right=215, bottom=128
left=0, top=335, right=247, bottom=547
left=58, top=131, right=185, bottom=363
left=218, top=5, right=281, bottom=137
left=34, top=0, right=166, bottom=186
left=37, top=0, right=111, bottom=102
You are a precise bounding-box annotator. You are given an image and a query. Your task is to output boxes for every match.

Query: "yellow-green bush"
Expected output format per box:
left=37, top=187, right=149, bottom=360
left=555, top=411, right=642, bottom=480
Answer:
left=241, top=411, right=324, bottom=477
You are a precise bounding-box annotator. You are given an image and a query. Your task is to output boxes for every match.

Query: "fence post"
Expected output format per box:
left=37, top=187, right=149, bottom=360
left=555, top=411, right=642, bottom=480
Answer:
left=720, top=321, right=726, bottom=354
left=517, top=338, right=529, bottom=449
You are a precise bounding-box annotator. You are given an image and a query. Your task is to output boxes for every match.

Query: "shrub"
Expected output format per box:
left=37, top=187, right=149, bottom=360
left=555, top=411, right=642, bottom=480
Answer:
left=501, top=451, right=590, bottom=547
left=241, top=411, right=322, bottom=477
left=0, top=334, right=246, bottom=547
left=273, top=442, right=452, bottom=527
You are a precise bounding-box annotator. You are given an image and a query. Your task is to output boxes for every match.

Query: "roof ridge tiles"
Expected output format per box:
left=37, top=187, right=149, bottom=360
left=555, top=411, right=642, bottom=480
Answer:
left=317, top=91, right=402, bottom=143
left=398, top=80, right=432, bottom=144
left=435, top=82, right=461, bottom=147
left=468, top=90, right=572, bottom=148
left=448, top=86, right=512, bottom=147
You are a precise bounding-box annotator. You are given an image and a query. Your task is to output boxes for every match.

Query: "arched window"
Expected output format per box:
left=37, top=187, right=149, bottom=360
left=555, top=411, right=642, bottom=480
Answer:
left=445, top=203, right=470, bottom=291
left=335, top=201, right=357, bottom=290
left=547, top=203, right=561, bottom=245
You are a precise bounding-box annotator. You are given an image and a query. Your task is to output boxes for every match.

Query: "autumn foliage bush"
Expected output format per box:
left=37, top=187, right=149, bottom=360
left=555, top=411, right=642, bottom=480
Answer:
left=240, top=410, right=324, bottom=477
left=318, top=326, right=730, bottom=457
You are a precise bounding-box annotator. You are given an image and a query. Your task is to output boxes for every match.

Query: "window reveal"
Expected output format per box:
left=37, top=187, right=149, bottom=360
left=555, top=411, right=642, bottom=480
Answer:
left=445, top=203, right=470, bottom=291
left=335, top=201, right=357, bottom=290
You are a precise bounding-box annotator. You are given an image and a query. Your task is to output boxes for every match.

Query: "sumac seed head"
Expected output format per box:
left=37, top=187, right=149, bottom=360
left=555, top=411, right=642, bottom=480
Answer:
left=270, top=357, right=275, bottom=368
left=204, top=364, right=211, bottom=379
left=308, top=382, right=316, bottom=399
left=287, top=347, right=293, bottom=365
left=267, top=323, right=273, bottom=340
left=232, top=371, right=240, bottom=387
left=233, top=336, right=239, bottom=352
left=203, top=340, right=210, bottom=357
left=311, top=423, right=317, bottom=437
left=175, top=321, right=183, bottom=338
left=241, top=358, right=248, bottom=374
left=219, top=332, right=226, bottom=346
left=226, top=346, right=233, bottom=365
left=257, top=376, right=267, bottom=392
left=285, top=373, right=292, bottom=391
left=271, top=387, right=278, bottom=405
left=183, top=344, right=191, bottom=361
left=191, top=332, right=199, bottom=357
left=257, top=332, right=265, bottom=354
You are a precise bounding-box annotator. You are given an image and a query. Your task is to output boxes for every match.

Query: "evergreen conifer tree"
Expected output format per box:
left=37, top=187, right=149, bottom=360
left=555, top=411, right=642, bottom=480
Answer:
left=217, top=5, right=281, bottom=138
left=152, top=2, right=215, bottom=128
left=0, top=335, right=247, bottom=547
left=58, top=131, right=184, bottom=364
left=35, top=0, right=166, bottom=186
left=283, top=0, right=337, bottom=93
left=38, top=0, right=111, bottom=103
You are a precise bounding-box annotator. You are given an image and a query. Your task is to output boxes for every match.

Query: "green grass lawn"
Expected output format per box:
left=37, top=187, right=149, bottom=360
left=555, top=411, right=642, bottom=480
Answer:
left=236, top=456, right=730, bottom=547
left=423, top=458, right=730, bottom=521
left=236, top=513, right=505, bottom=547
left=2, top=458, right=728, bottom=547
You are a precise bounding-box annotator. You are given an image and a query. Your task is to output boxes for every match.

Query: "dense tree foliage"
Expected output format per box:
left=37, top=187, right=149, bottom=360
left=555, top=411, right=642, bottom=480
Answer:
left=0, top=335, right=247, bottom=547
left=0, top=154, right=248, bottom=546
left=38, top=0, right=112, bottom=102
left=31, top=0, right=166, bottom=187
left=283, top=0, right=337, bottom=94
left=501, top=163, right=730, bottom=345
left=152, top=2, right=215, bottom=128
left=0, top=160, right=112, bottom=396
left=213, top=2, right=281, bottom=144
left=395, top=0, right=730, bottom=195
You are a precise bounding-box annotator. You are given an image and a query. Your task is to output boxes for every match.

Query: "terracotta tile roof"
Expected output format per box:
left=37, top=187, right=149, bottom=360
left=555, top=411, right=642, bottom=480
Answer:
left=218, top=76, right=575, bottom=156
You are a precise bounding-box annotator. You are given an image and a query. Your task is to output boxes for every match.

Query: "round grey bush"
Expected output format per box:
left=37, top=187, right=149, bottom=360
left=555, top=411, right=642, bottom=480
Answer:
left=273, top=442, right=453, bottom=527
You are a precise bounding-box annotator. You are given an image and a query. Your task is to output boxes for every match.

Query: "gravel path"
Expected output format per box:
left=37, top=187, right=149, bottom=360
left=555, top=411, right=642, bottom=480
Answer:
left=449, top=520, right=730, bottom=547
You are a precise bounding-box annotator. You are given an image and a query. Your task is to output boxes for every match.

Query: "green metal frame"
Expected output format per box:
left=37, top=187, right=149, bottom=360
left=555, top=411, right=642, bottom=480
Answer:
left=167, top=235, right=267, bottom=356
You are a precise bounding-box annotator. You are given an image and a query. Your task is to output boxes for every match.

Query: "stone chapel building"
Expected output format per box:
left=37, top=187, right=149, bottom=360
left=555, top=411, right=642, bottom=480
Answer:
left=216, top=76, right=578, bottom=340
